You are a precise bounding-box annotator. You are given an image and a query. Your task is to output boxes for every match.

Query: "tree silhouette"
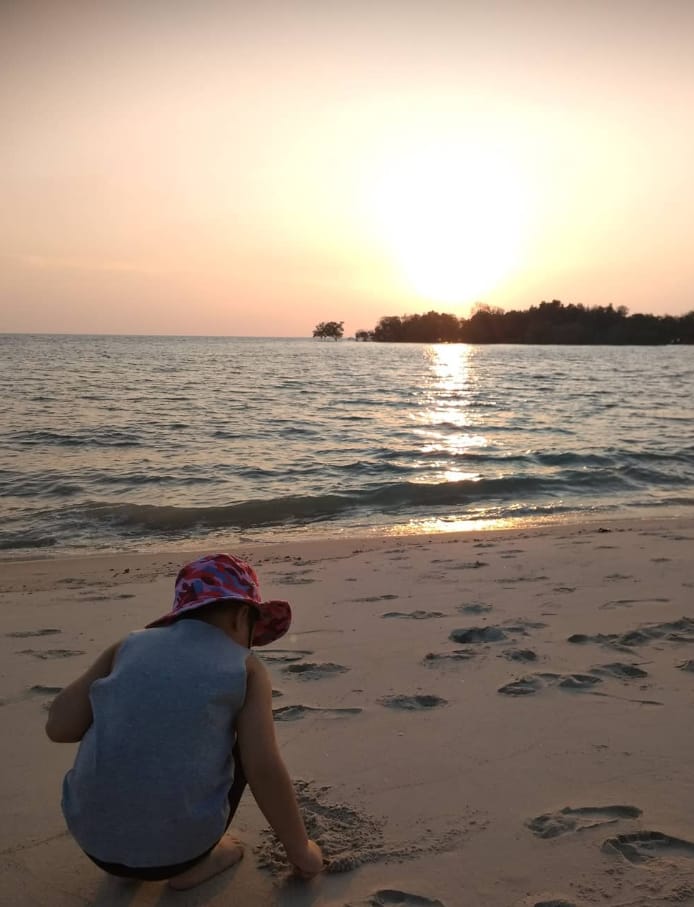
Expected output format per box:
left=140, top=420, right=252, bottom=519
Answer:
left=312, top=321, right=344, bottom=341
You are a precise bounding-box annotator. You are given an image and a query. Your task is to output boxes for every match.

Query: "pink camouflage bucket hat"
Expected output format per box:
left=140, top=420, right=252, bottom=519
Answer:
left=146, top=553, right=291, bottom=647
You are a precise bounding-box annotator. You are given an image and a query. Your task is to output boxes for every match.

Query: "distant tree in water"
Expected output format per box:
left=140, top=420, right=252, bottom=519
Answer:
left=312, top=320, right=344, bottom=341
left=356, top=301, right=694, bottom=345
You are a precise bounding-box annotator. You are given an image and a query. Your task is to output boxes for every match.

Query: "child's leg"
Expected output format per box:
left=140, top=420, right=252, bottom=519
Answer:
left=166, top=837, right=244, bottom=891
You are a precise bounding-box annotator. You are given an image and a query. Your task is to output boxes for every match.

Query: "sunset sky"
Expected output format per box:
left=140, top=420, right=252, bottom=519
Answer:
left=2, top=1, right=694, bottom=337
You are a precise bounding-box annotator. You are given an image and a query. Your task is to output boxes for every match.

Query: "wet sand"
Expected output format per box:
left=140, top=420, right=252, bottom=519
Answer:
left=2, top=516, right=694, bottom=906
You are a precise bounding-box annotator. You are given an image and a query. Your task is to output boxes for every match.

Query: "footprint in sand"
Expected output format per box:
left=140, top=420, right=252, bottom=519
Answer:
left=450, top=626, right=508, bottom=644
left=590, top=663, right=648, bottom=680
left=55, top=578, right=94, bottom=588
left=260, top=648, right=313, bottom=664
left=352, top=594, right=399, bottom=603
left=29, top=685, right=63, bottom=695
left=18, top=649, right=85, bottom=659
left=378, top=694, right=447, bottom=710
left=457, top=603, right=492, bottom=614
left=451, top=561, right=488, bottom=570
left=498, top=676, right=544, bottom=696
left=506, top=619, right=547, bottom=630
left=6, top=629, right=61, bottom=638
left=352, top=890, right=445, bottom=906
left=498, top=673, right=603, bottom=696
left=273, top=705, right=362, bottom=721
left=602, top=831, right=694, bottom=865
left=502, top=648, right=538, bottom=663
left=29, top=685, right=63, bottom=710
left=569, top=618, right=694, bottom=650
left=600, top=597, right=670, bottom=611
left=567, top=633, right=632, bottom=652
left=282, top=663, right=350, bottom=680
left=557, top=673, right=604, bottom=690
left=423, top=650, right=476, bottom=665
left=274, top=573, right=316, bottom=585
left=1, top=685, right=64, bottom=709
left=382, top=611, right=446, bottom=620
left=527, top=805, right=641, bottom=838
left=78, top=593, right=136, bottom=601
left=450, top=622, right=542, bottom=645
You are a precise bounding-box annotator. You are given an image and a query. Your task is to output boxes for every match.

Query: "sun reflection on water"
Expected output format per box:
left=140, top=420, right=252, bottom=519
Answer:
left=413, top=344, right=488, bottom=477
left=384, top=515, right=524, bottom=536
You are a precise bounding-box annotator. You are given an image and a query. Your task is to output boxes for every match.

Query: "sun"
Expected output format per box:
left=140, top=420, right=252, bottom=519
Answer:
left=363, top=140, right=530, bottom=305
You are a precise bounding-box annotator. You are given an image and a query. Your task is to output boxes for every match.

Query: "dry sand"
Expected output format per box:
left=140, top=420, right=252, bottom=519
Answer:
left=1, top=517, right=694, bottom=907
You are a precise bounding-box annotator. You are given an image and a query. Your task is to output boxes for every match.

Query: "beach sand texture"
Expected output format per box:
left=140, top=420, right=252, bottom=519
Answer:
left=2, top=518, right=694, bottom=906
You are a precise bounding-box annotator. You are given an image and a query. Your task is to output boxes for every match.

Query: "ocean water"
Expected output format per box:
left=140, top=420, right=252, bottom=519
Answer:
left=1, top=334, right=693, bottom=557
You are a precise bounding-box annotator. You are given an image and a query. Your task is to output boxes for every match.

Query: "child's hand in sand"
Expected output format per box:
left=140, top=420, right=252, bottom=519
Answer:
left=289, top=839, right=324, bottom=878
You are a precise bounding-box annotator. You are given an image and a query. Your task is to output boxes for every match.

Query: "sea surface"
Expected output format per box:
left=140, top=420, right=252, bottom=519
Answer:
left=1, top=334, right=693, bottom=557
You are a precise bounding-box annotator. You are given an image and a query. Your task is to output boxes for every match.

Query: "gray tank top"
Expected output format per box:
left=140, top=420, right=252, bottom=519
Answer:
left=62, top=620, right=248, bottom=866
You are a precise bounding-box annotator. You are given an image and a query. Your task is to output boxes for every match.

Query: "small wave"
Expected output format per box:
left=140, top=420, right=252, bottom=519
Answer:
left=531, top=451, right=615, bottom=467
left=620, top=463, right=694, bottom=485
left=98, top=472, right=217, bottom=487
left=624, top=447, right=694, bottom=466
left=9, top=429, right=143, bottom=448
left=75, top=469, right=637, bottom=533
left=79, top=495, right=351, bottom=531
left=1, top=476, right=85, bottom=498
left=0, top=533, right=56, bottom=551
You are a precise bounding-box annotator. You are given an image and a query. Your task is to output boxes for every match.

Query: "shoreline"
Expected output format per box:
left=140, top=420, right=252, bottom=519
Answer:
left=2, top=513, right=694, bottom=905
left=3, top=508, right=694, bottom=568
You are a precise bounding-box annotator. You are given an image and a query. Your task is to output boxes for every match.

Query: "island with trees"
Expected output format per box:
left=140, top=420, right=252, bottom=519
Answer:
left=353, top=300, right=694, bottom=344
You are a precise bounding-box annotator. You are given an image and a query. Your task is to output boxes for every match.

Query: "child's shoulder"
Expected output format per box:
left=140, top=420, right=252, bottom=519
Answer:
left=244, top=652, right=272, bottom=692
left=245, top=652, right=267, bottom=676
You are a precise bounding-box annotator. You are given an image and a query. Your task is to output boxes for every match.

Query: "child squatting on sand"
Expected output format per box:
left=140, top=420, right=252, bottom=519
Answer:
left=46, top=553, right=325, bottom=889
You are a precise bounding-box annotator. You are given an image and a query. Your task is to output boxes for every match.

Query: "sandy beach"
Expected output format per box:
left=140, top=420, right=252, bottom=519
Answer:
left=2, top=516, right=694, bottom=907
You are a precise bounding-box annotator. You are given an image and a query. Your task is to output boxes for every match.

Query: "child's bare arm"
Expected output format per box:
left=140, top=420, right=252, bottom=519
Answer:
left=237, top=655, right=324, bottom=876
left=45, top=641, right=122, bottom=743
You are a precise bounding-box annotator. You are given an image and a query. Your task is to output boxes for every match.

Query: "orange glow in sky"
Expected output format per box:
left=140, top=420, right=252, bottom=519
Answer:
left=2, top=1, right=694, bottom=336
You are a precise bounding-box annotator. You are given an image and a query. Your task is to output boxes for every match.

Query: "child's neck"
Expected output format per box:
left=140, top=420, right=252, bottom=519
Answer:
left=190, top=613, right=249, bottom=648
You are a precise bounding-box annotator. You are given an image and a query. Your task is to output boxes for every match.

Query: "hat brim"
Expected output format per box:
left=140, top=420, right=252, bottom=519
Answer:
left=146, top=596, right=291, bottom=647
left=251, top=600, right=292, bottom=647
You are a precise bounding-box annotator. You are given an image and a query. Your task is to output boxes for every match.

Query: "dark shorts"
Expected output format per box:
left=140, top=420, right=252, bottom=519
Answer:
left=85, top=748, right=247, bottom=881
